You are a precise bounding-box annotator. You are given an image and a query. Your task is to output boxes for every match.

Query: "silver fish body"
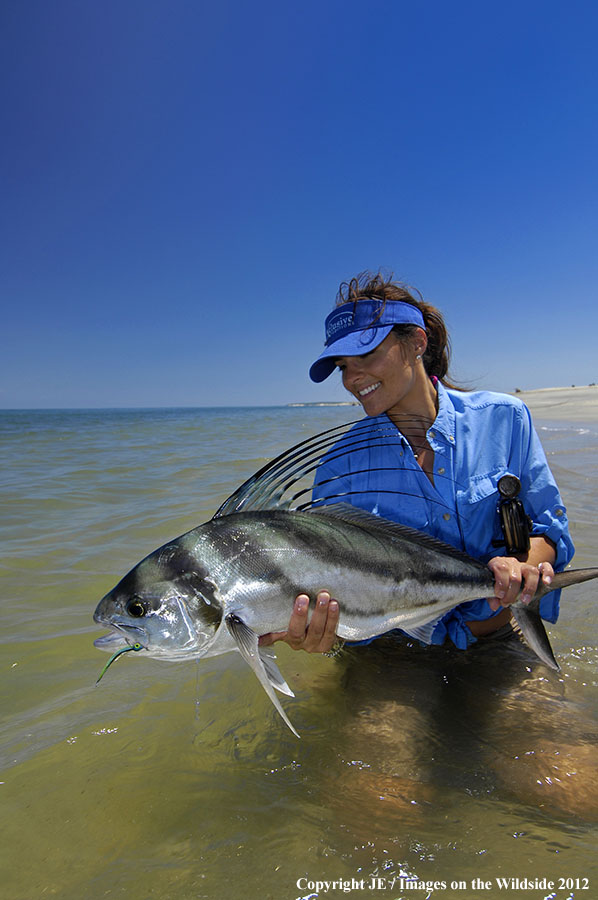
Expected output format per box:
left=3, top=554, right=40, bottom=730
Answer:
left=94, top=505, right=490, bottom=652
left=94, top=503, right=598, bottom=736
left=171, top=505, right=498, bottom=638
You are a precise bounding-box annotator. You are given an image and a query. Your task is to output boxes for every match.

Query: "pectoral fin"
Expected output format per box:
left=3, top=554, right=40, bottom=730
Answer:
left=225, top=614, right=300, bottom=738
left=258, top=647, right=295, bottom=697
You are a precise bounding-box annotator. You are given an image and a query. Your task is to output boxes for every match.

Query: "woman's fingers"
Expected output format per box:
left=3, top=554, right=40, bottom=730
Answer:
left=257, top=591, right=340, bottom=653
left=321, top=595, right=340, bottom=649
left=286, top=594, right=311, bottom=649
left=257, top=596, right=309, bottom=649
left=487, top=557, right=556, bottom=610
left=307, top=591, right=339, bottom=652
left=294, top=591, right=339, bottom=652
left=537, top=560, right=554, bottom=586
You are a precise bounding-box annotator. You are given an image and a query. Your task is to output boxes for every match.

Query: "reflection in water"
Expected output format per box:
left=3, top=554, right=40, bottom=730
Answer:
left=312, top=631, right=598, bottom=841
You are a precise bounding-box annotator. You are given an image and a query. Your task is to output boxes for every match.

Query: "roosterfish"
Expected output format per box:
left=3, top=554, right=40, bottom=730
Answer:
left=93, top=419, right=598, bottom=736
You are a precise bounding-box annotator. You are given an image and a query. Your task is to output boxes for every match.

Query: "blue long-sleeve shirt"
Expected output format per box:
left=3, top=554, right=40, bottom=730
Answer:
left=311, top=383, right=574, bottom=649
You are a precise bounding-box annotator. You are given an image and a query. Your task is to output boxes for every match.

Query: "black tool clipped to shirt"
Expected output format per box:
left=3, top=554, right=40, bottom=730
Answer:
left=492, top=475, right=533, bottom=555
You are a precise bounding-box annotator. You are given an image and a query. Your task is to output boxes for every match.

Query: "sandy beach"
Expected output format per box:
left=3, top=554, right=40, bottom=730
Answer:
left=295, top=386, right=598, bottom=423
left=514, top=384, right=598, bottom=422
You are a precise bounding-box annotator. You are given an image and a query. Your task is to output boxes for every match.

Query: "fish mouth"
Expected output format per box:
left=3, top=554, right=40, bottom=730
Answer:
left=93, top=621, right=147, bottom=652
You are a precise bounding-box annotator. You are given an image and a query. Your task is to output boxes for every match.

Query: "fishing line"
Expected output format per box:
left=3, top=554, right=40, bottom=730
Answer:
left=194, top=658, right=203, bottom=721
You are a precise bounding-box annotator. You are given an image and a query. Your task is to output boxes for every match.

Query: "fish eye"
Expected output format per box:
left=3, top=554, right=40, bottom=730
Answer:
left=126, top=598, right=147, bottom=618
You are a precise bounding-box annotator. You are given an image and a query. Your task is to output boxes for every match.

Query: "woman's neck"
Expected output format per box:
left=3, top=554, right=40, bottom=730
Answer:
left=387, top=376, right=438, bottom=479
left=386, top=374, right=439, bottom=438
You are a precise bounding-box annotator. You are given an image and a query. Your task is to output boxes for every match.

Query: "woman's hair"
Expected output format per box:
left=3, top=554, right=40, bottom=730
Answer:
left=336, top=270, right=460, bottom=389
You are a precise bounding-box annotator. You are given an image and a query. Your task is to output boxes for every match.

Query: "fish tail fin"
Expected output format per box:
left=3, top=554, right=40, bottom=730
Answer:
left=510, top=605, right=560, bottom=671
left=511, top=567, right=598, bottom=671
left=225, top=614, right=300, bottom=738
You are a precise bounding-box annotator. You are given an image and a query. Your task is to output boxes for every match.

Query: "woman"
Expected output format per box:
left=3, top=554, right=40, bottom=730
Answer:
left=260, top=272, right=574, bottom=654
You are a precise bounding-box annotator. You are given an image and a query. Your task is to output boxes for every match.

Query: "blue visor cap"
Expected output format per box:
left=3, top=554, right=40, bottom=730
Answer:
left=309, top=299, right=426, bottom=383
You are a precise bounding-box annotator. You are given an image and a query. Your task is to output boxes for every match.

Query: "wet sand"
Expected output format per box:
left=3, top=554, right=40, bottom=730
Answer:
left=514, top=384, right=598, bottom=421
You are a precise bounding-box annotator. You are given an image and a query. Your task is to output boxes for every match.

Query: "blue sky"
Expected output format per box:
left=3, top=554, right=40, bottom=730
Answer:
left=2, top=0, right=597, bottom=408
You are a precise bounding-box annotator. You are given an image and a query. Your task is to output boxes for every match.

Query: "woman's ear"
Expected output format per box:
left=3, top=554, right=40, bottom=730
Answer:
left=413, top=326, right=428, bottom=358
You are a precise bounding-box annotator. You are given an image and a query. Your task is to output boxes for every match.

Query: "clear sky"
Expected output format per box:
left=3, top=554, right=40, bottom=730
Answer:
left=2, top=0, right=597, bottom=408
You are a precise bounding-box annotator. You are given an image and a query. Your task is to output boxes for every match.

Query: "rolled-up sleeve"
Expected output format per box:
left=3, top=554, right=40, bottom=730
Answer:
left=517, top=404, right=574, bottom=570
left=512, top=403, right=574, bottom=623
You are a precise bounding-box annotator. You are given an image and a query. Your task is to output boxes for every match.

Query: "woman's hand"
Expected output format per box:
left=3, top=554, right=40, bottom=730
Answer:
left=487, top=535, right=557, bottom=611
left=258, top=590, right=340, bottom=653
left=487, top=557, right=554, bottom=611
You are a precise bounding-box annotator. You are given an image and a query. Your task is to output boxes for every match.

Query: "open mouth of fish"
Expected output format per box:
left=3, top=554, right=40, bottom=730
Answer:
left=93, top=621, right=146, bottom=652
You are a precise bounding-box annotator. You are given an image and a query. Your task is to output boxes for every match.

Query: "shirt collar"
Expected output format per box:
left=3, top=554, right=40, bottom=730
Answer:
left=431, top=382, right=456, bottom=442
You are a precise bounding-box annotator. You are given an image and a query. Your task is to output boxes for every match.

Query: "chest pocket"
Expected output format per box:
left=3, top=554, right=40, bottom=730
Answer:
left=456, top=468, right=510, bottom=559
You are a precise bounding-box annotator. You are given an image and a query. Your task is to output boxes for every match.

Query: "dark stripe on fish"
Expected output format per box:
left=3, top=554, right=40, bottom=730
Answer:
left=157, top=544, right=223, bottom=629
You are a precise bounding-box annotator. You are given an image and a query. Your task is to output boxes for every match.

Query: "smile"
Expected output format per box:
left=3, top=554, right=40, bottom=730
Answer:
left=358, top=382, right=381, bottom=398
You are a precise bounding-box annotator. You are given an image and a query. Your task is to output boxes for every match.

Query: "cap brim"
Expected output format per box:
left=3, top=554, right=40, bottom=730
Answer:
left=309, top=325, right=393, bottom=383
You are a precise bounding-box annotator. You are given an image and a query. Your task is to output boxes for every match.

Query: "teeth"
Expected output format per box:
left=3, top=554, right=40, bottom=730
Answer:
left=359, top=382, right=380, bottom=397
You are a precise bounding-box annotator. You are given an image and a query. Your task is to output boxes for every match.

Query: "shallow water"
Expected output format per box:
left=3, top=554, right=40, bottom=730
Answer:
left=1, top=406, right=597, bottom=900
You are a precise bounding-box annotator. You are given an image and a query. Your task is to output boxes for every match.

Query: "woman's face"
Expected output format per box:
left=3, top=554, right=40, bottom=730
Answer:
left=335, top=331, right=424, bottom=417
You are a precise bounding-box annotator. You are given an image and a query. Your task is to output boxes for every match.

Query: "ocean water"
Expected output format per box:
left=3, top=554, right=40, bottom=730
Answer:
left=1, top=405, right=598, bottom=900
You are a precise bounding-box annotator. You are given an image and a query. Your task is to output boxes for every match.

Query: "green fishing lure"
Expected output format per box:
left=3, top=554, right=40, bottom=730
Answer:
left=95, top=643, right=144, bottom=684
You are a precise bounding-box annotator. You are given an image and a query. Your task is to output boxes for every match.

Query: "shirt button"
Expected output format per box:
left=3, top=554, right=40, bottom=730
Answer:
left=448, top=435, right=455, bottom=443
left=443, top=513, right=451, bottom=521
left=437, top=467, right=445, bottom=475
left=429, top=430, right=435, bottom=439
left=555, top=508, right=564, bottom=517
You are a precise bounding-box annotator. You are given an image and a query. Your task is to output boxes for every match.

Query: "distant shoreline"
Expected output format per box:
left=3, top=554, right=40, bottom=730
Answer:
left=513, top=384, right=598, bottom=422
left=1, top=385, right=596, bottom=417
left=287, top=384, right=598, bottom=423
left=286, top=401, right=359, bottom=407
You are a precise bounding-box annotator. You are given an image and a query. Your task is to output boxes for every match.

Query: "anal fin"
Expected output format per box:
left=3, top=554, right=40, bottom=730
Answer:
left=400, top=615, right=444, bottom=645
